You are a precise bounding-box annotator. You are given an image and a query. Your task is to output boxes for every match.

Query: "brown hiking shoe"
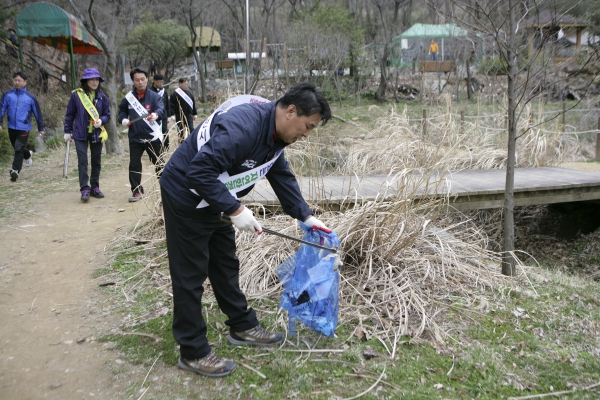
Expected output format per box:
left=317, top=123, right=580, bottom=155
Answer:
left=227, top=325, right=284, bottom=347
left=178, top=352, right=236, bottom=378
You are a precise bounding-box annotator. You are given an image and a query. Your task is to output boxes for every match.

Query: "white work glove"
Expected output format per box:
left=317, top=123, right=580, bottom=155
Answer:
left=304, top=216, right=332, bottom=233
left=229, top=207, right=262, bottom=234
left=168, top=116, right=175, bottom=123
left=93, top=119, right=102, bottom=128
left=64, top=133, right=72, bottom=142
left=122, top=119, right=130, bottom=127
left=147, top=113, right=158, bottom=122
left=193, top=115, right=197, bottom=121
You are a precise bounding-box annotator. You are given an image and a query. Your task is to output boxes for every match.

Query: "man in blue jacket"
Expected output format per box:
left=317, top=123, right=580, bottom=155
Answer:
left=118, top=67, right=165, bottom=202
left=160, top=82, right=332, bottom=377
left=0, top=71, right=45, bottom=182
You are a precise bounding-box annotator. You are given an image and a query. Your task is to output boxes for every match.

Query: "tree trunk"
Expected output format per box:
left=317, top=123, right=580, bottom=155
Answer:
left=375, top=44, right=389, bottom=102
left=502, top=0, right=517, bottom=276
left=466, top=56, right=472, bottom=100
left=102, top=51, right=124, bottom=154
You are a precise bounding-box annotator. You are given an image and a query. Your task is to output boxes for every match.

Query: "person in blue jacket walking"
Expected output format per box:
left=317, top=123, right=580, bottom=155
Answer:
left=64, top=68, right=111, bottom=202
left=160, top=82, right=332, bottom=377
left=0, top=71, right=45, bottom=182
left=118, top=67, right=165, bottom=202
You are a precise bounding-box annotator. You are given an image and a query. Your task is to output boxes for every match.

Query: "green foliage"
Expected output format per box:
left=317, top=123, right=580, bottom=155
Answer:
left=0, top=8, right=15, bottom=41
left=123, top=19, right=188, bottom=80
left=0, top=128, right=12, bottom=162
left=478, top=57, right=509, bottom=75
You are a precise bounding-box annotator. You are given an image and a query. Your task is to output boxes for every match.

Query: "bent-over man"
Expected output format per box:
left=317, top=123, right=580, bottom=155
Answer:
left=159, top=82, right=332, bottom=377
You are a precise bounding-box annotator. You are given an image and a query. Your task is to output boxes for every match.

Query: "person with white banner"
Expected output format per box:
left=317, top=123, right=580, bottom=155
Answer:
left=149, top=73, right=170, bottom=149
left=169, top=77, right=197, bottom=139
left=118, top=67, right=165, bottom=202
left=159, top=82, right=332, bottom=377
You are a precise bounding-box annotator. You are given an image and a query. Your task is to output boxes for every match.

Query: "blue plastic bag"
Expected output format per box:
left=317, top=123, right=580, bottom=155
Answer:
left=276, top=221, right=341, bottom=337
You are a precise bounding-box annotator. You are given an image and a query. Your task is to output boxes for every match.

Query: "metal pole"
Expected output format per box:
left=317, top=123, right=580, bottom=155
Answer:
left=69, top=35, right=76, bottom=91
left=17, top=35, right=24, bottom=71
left=422, top=109, right=427, bottom=137
left=245, top=0, right=250, bottom=94
left=596, top=117, right=600, bottom=160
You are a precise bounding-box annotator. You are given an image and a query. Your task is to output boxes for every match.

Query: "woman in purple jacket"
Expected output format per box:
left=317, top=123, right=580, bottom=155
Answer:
left=64, top=68, right=110, bottom=202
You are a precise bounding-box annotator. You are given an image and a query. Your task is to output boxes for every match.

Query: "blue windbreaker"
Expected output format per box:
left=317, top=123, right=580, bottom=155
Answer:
left=0, top=87, right=44, bottom=132
left=160, top=100, right=313, bottom=219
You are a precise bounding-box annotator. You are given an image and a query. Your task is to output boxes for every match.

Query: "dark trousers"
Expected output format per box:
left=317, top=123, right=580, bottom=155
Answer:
left=161, top=188, right=258, bottom=359
left=176, top=115, right=194, bottom=138
left=128, top=140, right=163, bottom=195
left=74, top=138, right=103, bottom=191
left=8, top=129, right=32, bottom=172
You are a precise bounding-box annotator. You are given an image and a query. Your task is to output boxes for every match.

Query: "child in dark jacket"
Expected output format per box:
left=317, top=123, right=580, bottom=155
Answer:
left=64, top=68, right=110, bottom=202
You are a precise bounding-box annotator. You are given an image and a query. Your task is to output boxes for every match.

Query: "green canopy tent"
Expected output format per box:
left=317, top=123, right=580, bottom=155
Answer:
left=186, top=27, right=222, bottom=78
left=16, top=2, right=103, bottom=90
left=390, top=23, right=469, bottom=66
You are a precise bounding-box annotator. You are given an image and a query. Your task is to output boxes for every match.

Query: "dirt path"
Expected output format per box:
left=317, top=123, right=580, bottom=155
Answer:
left=0, top=145, right=151, bottom=399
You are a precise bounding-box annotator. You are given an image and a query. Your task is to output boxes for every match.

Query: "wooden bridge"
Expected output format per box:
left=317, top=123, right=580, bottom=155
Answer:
left=243, top=167, right=600, bottom=212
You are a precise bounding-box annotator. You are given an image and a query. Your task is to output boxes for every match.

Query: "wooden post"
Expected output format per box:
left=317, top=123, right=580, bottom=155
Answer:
left=461, top=110, right=465, bottom=134
left=263, top=37, right=268, bottom=70
left=596, top=117, right=600, bottom=160
left=422, top=109, right=427, bottom=137
left=562, top=102, right=566, bottom=132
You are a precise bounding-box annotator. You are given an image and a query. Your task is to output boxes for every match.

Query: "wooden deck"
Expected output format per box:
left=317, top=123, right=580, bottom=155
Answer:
left=243, top=167, right=600, bottom=212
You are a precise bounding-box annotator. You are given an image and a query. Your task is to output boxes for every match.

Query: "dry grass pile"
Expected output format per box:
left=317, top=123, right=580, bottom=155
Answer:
left=120, top=101, right=583, bottom=352
left=233, top=172, right=512, bottom=355
left=298, top=101, right=587, bottom=176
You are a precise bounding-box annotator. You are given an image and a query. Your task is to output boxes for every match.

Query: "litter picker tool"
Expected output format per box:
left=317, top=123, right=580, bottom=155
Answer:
left=221, top=215, right=337, bottom=253
left=62, top=140, right=70, bottom=178
left=127, top=113, right=150, bottom=125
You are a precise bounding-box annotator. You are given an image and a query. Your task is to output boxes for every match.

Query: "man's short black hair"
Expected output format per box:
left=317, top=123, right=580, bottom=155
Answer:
left=8, top=28, right=16, bottom=33
left=278, top=82, right=331, bottom=126
left=13, top=71, right=27, bottom=80
left=178, top=77, right=188, bottom=84
left=130, top=67, right=148, bottom=80
left=153, top=73, right=165, bottom=80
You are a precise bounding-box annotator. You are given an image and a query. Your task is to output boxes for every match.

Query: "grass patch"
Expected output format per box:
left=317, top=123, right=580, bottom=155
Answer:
left=99, top=243, right=600, bottom=399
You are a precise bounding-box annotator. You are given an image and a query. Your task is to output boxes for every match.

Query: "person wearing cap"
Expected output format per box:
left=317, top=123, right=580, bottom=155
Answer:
left=169, top=77, right=197, bottom=138
left=149, top=73, right=170, bottom=148
left=64, top=68, right=110, bottom=202
left=118, top=67, right=165, bottom=202
left=0, top=71, right=44, bottom=182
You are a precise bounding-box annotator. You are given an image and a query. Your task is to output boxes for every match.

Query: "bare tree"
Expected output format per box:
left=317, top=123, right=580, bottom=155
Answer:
left=179, top=0, right=215, bottom=103
left=66, top=0, right=156, bottom=155
left=370, top=0, right=413, bottom=102
left=429, top=0, right=599, bottom=275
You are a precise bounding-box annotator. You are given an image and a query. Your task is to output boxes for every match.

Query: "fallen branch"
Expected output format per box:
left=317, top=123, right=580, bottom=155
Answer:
left=508, top=381, right=600, bottom=400
left=341, top=366, right=386, bottom=400
left=239, top=361, right=266, bottom=379
left=332, top=114, right=360, bottom=126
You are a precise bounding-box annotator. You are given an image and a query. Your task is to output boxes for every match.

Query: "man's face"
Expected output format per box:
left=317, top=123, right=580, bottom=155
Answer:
left=13, top=76, right=27, bottom=89
left=277, top=105, right=321, bottom=144
left=154, top=79, right=164, bottom=89
left=179, top=80, right=188, bottom=90
left=133, top=73, right=148, bottom=92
